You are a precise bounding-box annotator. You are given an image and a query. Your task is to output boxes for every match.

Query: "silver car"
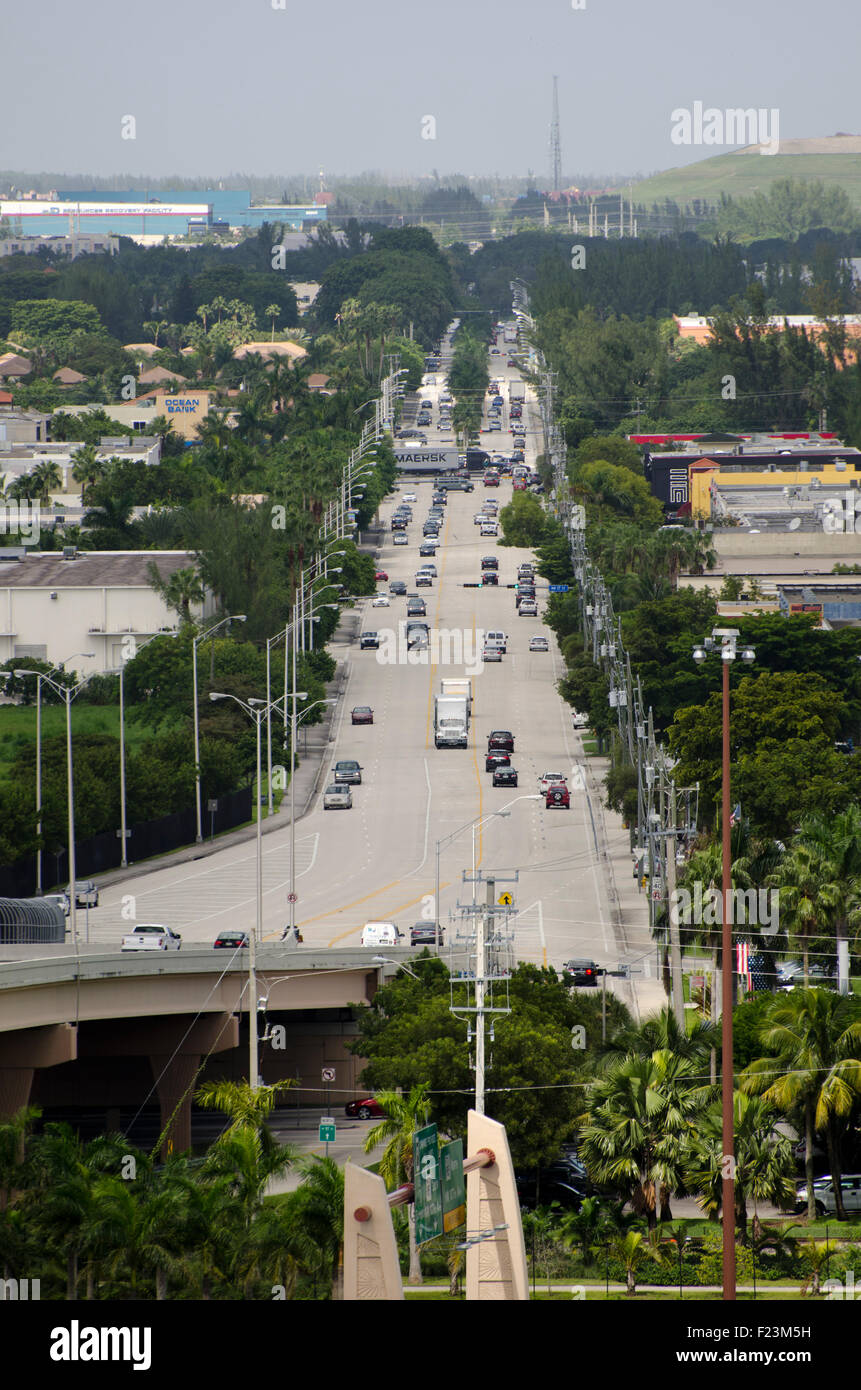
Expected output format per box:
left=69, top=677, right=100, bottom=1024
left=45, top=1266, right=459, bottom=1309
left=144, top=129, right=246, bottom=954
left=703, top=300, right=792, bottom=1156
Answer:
left=323, top=783, right=353, bottom=810
left=65, top=880, right=99, bottom=908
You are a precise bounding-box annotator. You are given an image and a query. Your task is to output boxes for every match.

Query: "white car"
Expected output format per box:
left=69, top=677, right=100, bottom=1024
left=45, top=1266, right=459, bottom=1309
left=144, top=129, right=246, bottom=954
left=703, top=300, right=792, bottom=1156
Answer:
left=572, top=710, right=589, bottom=728
left=393, top=533, right=409, bottom=545
left=530, top=636, right=549, bottom=652
left=402, top=492, right=417, bottom=502
left=323, top=784, right=353, bottom=810
left=518, top=598, right=538, bottom=616
left=482, top=644, right=503, bottom=662
left=372, top=594, right=390, bottom=607
left=481, top=524, right=498, bottom=537
left=121, top=923, right=182, bottom=952
left=539, top=772, right=568, bottom=794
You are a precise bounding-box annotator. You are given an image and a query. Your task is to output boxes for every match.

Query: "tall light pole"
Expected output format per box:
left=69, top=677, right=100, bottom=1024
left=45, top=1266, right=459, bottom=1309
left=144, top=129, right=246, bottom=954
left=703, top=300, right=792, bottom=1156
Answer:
left=15, top=668, right=94, bottom=944
left=193, top=615, right=246, bottom=843
left=210, top=690, right=287, bottom=1091
left=24, top=652, right=92, bottom=894
left=692, top=627, right=755, bottom=1302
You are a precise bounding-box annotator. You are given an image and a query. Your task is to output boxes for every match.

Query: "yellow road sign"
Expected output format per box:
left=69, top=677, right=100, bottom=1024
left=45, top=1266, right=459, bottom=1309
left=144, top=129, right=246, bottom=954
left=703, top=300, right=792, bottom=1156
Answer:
left=498, top=892, right=513, bottom=906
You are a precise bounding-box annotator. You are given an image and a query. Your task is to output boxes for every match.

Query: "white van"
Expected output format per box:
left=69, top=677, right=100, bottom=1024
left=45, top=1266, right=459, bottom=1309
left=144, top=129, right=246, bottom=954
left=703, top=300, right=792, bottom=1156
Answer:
left=360, top=921, right=403, bottom=948
left=486, top=630, right=507, bottom=653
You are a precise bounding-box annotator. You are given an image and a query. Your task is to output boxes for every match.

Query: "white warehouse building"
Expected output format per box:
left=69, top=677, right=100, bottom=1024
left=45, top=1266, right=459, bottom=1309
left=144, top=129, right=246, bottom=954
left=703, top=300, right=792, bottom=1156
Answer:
left=0, top=550, right=214, bottom=673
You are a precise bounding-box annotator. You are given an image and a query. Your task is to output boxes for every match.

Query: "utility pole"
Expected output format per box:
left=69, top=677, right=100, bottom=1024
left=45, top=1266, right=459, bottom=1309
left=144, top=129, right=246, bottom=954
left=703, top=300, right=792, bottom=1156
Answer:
left=667, top=781, right=685, bottom=1024
left=475, top=876, right=493, bottom=1115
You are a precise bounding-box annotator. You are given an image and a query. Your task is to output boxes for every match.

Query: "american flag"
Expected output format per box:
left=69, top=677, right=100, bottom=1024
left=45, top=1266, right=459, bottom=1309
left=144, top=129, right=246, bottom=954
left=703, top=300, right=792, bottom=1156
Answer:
left=737, top=940, right=752, bottom=991
left=729, top=803, right=742, bottom=827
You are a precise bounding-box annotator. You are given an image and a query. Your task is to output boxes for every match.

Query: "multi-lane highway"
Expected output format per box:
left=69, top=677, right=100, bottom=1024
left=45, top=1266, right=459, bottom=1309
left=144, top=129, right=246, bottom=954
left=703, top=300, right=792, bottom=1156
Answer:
left=64, top=337, right=634, bottom=995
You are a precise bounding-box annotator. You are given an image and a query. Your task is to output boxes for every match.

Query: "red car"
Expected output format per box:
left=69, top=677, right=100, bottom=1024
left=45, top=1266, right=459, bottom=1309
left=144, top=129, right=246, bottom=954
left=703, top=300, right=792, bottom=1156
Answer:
left=546, top=785, right=570, bottom=809
left=345, top=1097, right=386, bottom=1119
left=375, top=570, right=388, bottom=581
left=351, top=706, right=374, bottom=725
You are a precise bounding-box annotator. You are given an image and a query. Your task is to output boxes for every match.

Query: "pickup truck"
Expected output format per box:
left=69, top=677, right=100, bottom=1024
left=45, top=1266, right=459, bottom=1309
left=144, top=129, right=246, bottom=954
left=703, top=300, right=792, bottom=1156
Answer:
left=121, top=923, right=182, bottom=952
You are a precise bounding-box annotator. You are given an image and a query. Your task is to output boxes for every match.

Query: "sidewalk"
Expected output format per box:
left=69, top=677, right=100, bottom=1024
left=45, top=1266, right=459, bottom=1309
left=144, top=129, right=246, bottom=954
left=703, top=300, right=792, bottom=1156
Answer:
left=582, top=749, right=666, bottom=1024
left=93, top=599, right=367, bottom=892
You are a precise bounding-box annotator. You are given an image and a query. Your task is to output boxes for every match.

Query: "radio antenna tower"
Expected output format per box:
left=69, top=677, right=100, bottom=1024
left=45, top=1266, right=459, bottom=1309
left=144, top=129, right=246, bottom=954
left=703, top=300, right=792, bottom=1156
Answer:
left=549, top=76, right=562, bottom=194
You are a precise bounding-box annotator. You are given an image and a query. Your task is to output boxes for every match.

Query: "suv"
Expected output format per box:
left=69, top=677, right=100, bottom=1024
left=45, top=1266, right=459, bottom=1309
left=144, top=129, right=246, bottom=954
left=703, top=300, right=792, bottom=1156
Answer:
left=360, top=631, right=380, bottom=649
left=562, top=959, right=602, bottom=987
left=333, top=760, right=363, bottom=785
left=415, top=571, right=433, bottom=587
left=481, top=556, right=499, bottom=570
left=488, top=730, right=514, bottom=753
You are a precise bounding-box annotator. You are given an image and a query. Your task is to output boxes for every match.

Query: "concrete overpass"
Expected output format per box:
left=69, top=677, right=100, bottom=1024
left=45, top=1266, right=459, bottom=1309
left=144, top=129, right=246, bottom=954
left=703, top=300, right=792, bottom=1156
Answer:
left=0, top=947, right=395, bottom=1152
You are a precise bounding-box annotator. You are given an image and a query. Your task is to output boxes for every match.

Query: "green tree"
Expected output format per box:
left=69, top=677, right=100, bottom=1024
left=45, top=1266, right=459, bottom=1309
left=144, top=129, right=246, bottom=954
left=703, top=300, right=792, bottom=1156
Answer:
left=363, top=1084, right=431, bottom=1285
left=684, top=1092, right=796, bottom=1240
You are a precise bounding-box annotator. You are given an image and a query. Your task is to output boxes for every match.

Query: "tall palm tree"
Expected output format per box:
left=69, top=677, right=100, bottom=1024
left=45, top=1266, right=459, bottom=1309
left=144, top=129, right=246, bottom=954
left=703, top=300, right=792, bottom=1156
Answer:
left=71, top=445, right=103, bottom=502
left=600, top=1005, right=717, bottom=1067
left=291, top=1155, right=345, bottom=1299
left=767, top=844, right=839, bottom=985
left=147, top=562, right=205, bottom=624
left=796, top=806, right=861, bottom=983
left=363, top=1083, right=431, bottom=1285
left=683, top=1091, right=796, bottom=1241
left=579, top=1051, right=713, bottom=1228
left=740, top=989, right=861, bottom=1220
left=265, top=304, right=281, bottom=342
left=29, top=459, right=63, bottom=506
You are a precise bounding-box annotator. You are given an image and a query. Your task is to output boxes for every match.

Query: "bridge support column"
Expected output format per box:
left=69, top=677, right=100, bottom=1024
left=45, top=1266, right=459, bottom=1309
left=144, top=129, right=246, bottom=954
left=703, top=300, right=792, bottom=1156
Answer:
left=0, top=1024, right=77, bottom=1120
left=149, top=1052, right=200, bottom=1157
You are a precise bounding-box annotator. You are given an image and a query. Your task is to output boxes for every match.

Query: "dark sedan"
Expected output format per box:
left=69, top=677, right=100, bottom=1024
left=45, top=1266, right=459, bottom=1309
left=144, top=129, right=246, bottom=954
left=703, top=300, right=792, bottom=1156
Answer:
left=493, top=767, right=519, bottom=787
left=486, top=750, right=511, bottom=772
left=213, top=932, right=249, bottom=949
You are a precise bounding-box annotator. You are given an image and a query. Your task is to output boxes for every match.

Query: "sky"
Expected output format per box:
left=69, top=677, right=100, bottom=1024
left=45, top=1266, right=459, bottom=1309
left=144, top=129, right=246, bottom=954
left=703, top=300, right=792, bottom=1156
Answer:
left=3, top=0, right=860, bottom=184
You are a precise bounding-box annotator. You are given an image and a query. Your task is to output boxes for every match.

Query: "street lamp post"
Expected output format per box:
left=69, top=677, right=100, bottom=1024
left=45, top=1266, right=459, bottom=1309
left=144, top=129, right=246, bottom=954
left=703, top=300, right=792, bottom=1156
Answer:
left=193, top=615, right=246, bottom=843
left=15, top=667, right=94, bottom=944
left=29, top=653, right=92, bottom=894
left=692, top=628, right=755, bottom=1303
left=117, top=632, right=179, bottom=866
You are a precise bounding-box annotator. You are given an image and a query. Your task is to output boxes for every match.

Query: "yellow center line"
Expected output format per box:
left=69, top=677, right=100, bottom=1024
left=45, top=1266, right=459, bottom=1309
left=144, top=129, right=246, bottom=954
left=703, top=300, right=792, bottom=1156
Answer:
left=325, top=879, right=453, bottom=947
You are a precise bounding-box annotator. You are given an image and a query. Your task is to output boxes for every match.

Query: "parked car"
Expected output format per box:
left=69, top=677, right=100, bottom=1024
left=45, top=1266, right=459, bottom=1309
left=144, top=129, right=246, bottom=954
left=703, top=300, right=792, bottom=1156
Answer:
left=561, top=959, right=602, bottom=987
left=530, top=636, right=549, bottom=652
left=493, top=766, right=519, bottom=787
left=488, top=730, right=514, bottom=753
left=485, top=750, right=511, bottom=772
left=360, top=632, right=380, bottom=649
left=571, top=710, right=589, bottom=728
left=515, top=1162, right=591, bottom=1211
left=351, top=706, right=374, bottom=725
left=214, top=931, right=249, bottom=949
left=795, top=1175, right=861, bottom=1217
left=546, top=784, right=570, bottom=809
left=323, top=783, right=353, bottom=810
left=65, top=880, right=99, bottom=908
left=121, top=923, right=182, bottom=952
left=411, top=922, right=445, bottom=947
left=333, top=760, right=363, bottom=785
left=345, top=1097, right=387, bottom=1119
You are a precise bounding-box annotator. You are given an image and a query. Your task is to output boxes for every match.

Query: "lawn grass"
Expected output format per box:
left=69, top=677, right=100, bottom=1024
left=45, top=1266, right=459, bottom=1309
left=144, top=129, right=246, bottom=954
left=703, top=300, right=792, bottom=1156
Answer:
left=0, top=705, right=164, bottom=783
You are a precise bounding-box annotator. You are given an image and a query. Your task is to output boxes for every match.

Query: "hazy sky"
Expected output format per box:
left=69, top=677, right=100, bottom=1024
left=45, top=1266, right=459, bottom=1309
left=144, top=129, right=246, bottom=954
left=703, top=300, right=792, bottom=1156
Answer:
left=3, top=0, right=859, bottom=183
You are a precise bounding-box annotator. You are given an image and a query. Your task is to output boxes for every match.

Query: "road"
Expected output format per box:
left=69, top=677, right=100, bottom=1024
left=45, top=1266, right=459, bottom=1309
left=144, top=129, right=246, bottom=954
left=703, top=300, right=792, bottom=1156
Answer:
left=69, top=326, right=635, bottom=998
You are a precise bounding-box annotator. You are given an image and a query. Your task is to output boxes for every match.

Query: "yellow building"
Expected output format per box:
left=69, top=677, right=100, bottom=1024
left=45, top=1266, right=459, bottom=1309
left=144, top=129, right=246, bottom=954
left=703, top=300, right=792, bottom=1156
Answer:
left=689, top=457, right=861, bottom=521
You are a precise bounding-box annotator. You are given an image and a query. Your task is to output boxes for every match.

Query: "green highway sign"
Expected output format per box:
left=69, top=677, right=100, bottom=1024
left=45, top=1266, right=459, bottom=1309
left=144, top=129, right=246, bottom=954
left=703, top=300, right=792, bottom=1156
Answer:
left=318, top=1118, right=336, bottom=1144
left=440, top=1140, right=466, bottom=1233
left=413, top=1123, right=443, bottom=1245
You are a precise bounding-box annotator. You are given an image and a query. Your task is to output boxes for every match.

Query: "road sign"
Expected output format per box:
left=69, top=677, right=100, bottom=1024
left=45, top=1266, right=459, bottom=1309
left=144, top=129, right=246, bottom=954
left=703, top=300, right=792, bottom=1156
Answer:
left=413, top=1123, right=443, bottom=1244
left=287, top=892, right=297, bottom=903
left=548, top=584, right=570, bottom=593
left=319, top=1117, right=336, bottom=1144
left=321, top=1067, right=335, bottom=1082
left=498, top=892, right=513, bottom=906
left=440, top=1140, right=466, bottom=1233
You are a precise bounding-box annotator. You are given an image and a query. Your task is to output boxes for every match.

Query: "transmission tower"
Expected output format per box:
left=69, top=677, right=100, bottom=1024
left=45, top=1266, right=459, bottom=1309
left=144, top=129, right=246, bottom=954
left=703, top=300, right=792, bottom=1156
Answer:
left=549, top=76, right=562, bottom=194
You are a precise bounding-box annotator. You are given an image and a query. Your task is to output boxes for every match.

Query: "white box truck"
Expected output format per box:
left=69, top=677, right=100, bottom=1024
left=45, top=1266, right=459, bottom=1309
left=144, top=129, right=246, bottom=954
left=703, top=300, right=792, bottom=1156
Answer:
left=440, top=677, right=473, bottom=713
left=434, top=694, right=469, bottom=748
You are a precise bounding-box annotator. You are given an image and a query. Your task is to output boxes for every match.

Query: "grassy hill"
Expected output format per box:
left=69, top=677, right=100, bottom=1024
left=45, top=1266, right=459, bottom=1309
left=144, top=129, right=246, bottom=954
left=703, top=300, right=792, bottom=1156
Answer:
left=632, top=136, right=861, bottom=214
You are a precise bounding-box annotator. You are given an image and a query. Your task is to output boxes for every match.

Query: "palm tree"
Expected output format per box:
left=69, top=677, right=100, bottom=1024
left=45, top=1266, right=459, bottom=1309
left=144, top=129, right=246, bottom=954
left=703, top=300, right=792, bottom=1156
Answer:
left=143, top=319, right=168, bottom=348
left=291, top=1155, right=345, bottom=1299
left=265, top=304, right=281, bottom=342
left=0, top=1105, right=41, bottom=1214
left=795, top=806, right=861, bottom=984
left=800, top=1238, right=835, bottom=1296
left=600, top=1005, right=717, bottom=1067
left=683, top=1092, right=796, bottom=1241
left=29, top=460, right=63, bottom=506
left=147, top=562, right=205, bottom=624
left=607, top=1229, right=667, bottom=1295
left=740, top=989, right=861, bottom=1220
left=580, top=1051, right=712, bottom=1228
left=26, top=1122, right=93, bottom=1298
left=363, top=1083, right=431, bottom=1285
left=71, top=445, right=103, bottom=502
left=767, top=844, right=839, bottom=985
